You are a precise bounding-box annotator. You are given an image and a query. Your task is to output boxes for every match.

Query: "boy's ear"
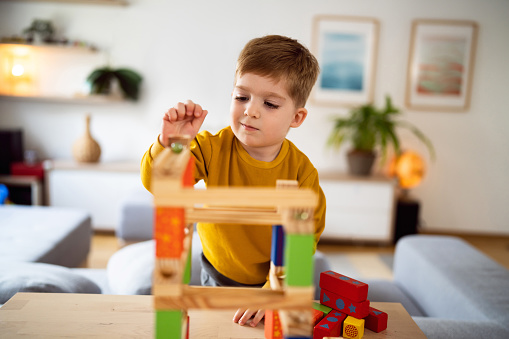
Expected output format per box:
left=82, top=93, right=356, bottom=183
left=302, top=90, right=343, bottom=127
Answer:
left=290, top=107, right=308, bottom=128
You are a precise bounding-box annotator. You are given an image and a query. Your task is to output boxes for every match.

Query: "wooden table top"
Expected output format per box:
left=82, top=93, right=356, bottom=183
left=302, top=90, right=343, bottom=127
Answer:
left=0, top=293, right=426, bottom=338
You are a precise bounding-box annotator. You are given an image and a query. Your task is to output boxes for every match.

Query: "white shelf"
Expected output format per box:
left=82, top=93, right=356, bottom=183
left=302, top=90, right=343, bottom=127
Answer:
left=0, top=93, right=127, bottom=104
left=0, top=0, right=128, bottom=6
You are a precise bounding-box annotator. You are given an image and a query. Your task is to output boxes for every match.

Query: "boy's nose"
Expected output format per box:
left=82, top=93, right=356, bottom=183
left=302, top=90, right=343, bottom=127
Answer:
left=244, top=104, right=260, bottom=118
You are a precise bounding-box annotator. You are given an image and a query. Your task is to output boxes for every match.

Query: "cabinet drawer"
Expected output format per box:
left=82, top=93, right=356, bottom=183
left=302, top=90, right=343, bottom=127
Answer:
left=321, top=179, right=394, bottom=209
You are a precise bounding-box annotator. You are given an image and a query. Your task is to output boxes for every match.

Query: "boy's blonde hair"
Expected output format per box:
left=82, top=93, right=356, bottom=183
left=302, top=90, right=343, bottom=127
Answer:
left=235, top=35, right=320, bottom=108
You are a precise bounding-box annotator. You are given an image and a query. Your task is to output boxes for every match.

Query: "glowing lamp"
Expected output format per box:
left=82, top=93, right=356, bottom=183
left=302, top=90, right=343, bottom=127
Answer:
left=388, top=151, right=425, bottom=189
left=11, top=64, right=25, bottom=77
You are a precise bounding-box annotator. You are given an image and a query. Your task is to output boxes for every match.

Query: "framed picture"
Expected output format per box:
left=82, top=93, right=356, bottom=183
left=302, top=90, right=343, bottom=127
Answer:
left=311, top=15, right=379, bottom=107
left=405, top=19, right=478, bottom=111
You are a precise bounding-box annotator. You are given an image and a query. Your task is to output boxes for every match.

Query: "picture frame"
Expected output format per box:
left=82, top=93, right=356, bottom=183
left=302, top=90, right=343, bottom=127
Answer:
left=311, top=15, right=379, bottom=107
left=405, top=19, right=478, bottom=111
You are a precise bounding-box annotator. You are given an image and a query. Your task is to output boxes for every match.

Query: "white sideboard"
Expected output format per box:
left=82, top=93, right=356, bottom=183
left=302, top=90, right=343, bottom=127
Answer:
left=319, top=172, right=397, bottom=244
left=45, top=160, right=144, bottom=231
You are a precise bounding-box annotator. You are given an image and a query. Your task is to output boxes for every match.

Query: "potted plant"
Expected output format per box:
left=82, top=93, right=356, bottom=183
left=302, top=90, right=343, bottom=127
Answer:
left=327, top=95, right=435, bottom=176
left=86, top=67, right=142, bottom=101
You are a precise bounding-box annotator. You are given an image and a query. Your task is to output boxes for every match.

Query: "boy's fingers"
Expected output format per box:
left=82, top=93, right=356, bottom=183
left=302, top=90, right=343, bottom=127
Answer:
left=176, top=102, right=186, bottom=119
left=238, top=309, right=256, bottom=326
left=168, top=108, right=177, bottom=122
left=232, top=309, right=246, bottom=323
left=185, top=100, right=195, bottom=116
left=194, top=103, right=203, bottom=117
left=191, top=110, right=208, bottom=130
left=250, top=309, right=265, bottom=327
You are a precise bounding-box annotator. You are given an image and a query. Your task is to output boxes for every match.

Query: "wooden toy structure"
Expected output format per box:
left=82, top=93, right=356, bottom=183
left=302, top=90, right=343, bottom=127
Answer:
left=151, top=136, right=319, bottom=338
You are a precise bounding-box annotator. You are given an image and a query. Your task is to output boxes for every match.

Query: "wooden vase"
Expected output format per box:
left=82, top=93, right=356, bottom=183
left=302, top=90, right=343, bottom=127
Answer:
left=72, top=114, right=101, bottom=163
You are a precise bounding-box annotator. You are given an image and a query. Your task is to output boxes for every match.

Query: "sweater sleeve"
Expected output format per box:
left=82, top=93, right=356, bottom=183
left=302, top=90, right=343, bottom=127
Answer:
left=140, top=135, right=166, bottom=192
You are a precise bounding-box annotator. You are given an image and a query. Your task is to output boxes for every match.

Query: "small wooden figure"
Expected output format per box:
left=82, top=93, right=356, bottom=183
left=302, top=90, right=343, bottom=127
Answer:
left=343, top=316, right=365, bottom=339
left=319, top=271, right=368, bottom=303
left=271, top=225, right=285, bottom=267
left=313, top=311, right=346, bottom=339
left=364, top=307, right=388, bottom=333
left=320, top=289, right=370, bottom=319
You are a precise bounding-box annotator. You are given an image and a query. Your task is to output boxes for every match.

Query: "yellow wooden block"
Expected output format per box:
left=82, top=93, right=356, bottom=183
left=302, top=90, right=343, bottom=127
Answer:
left=343, top=316, right=365, bottom=339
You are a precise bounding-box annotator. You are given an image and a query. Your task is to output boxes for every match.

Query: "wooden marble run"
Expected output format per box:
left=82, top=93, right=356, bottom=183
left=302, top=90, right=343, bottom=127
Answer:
left=151, top=136, right=319, bottom=339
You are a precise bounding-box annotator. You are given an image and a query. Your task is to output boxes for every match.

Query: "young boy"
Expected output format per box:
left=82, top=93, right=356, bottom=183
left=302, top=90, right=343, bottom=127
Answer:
left=140, top=35, right=326, bottom=327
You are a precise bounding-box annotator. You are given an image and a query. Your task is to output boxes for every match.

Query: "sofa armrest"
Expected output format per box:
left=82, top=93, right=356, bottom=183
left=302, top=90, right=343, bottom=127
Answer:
left=393, top=235, right=509, bottom=325
left=413, top=317, right=509, bottom=339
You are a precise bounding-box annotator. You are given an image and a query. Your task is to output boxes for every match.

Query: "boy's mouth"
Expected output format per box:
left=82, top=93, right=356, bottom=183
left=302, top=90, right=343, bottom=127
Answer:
left=241, top=123, right=259, bottom=131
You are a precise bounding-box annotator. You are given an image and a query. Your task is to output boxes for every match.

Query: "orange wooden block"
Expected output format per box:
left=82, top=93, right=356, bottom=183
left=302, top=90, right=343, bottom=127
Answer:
left=312, top=308, right=325, bottom=326
left=265, top=309, right=283, bottom=339
left=182, top=157, right=195, bottom=187
left=154, top=207, right=185, bottom=258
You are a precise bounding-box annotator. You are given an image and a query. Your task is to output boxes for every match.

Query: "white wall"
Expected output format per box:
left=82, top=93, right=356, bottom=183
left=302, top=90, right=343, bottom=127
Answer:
left=1, top=0, right=508, bottom=235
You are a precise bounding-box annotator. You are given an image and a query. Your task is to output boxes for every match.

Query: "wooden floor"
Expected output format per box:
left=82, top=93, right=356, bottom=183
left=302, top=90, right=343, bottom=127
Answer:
left=86, top=231, right=509, bottom=271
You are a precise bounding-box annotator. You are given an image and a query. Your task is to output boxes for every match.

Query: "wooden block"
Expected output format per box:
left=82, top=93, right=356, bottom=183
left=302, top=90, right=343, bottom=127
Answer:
left=182, top=156, right=195, bottom=187
left=265, top=309, right=284, bottom=339
left=271, top=225, right=285, bottom=266
left=319, top=271, right=368, bottom=303
left=365, top=307, right=388, bottom=333
left=343, top=316, right=365, bottom=339
left=186, top=206, right=282, bottom=224
left=313, top=311, right=346, bottom=339
left=154, top=207, right=185, bottom=258
left=282, top=207, right=315, bottom=234
left=311, top=308, right=324, bottom=326
left=312, top=301, right=332, bottom=315
left=155, top=310, right=183, bottom=339
left=154, top=285, right=310, bottom=310
left=279, top=309, right=312, bottom=337
left=285, top=233, right=314, bottom=287
left=320, top=289, right=370, bottom=319
left=153, top=187, right=318, bottom=209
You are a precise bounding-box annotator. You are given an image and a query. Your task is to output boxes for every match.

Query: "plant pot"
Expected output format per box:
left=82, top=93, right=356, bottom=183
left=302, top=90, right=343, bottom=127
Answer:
left=347, top=149, right=376, bottom=176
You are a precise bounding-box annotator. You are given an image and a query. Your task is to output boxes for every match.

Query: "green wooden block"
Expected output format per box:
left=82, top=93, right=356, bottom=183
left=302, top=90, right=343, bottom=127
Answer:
left=183, top=240, right=192, bottom=284
left=284, top=233, right=314, bottom=286
left=155, top=310, right=182, bottom=339
left=312, top=301, right=332, bottom=315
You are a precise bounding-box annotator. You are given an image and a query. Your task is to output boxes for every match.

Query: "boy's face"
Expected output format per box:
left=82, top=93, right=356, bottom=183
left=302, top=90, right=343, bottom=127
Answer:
left=230, top=73, right=307, bottom=161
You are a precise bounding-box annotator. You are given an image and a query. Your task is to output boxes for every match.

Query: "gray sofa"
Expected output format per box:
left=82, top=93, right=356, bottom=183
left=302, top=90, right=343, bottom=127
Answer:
left=366, top=235, right=509, bottom=338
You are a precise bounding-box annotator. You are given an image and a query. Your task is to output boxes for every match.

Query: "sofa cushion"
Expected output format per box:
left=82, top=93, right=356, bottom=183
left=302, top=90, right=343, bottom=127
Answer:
left=0, top=205, right=92, bottom=267
left=107, top=236, right=203, bottom=295
left=0, top=261, right=101, bottom=305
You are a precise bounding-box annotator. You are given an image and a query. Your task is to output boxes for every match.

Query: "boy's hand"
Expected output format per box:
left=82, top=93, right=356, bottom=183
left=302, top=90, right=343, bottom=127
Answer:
left=233, top=308, right=265, bottom=327
left=159, top=100, right=208, bottom=146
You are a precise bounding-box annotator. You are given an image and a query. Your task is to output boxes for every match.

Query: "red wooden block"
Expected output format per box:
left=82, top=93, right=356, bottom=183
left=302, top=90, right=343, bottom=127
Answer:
left=154, top=207, right=185, bottom=258
left=319, top=271, right=368, bottom=302
left=312, top=308, right=324, bottom=326
left=313, top=311, right=346, bottom=339
left=320, top=289, right=370, bottom=319
left=182, top=157, right=195, bottom=187
left=365, top=307, right=388, bottom=333
left=265, top=309, right=283, bottom=339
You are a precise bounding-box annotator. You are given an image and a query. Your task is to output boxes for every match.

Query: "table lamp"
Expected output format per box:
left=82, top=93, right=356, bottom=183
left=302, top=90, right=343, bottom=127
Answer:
left=388, top=150, right=425, bottom=199
left=388, top=150, right=425, bottom=243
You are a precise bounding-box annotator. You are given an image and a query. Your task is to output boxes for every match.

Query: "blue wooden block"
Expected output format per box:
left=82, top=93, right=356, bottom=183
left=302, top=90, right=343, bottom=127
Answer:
left=271, top=225, right=285, bottom=266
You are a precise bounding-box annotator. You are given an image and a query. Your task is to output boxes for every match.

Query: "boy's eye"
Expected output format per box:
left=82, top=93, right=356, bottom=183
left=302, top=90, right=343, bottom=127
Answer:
left=235, top=96, right=248, bottom=102
left=264, top=101, right=279, bottom=109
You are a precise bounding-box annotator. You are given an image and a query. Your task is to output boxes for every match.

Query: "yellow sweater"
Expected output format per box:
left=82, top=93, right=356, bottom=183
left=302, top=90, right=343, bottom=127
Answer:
left=141, top=126, right=326, bottom=285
